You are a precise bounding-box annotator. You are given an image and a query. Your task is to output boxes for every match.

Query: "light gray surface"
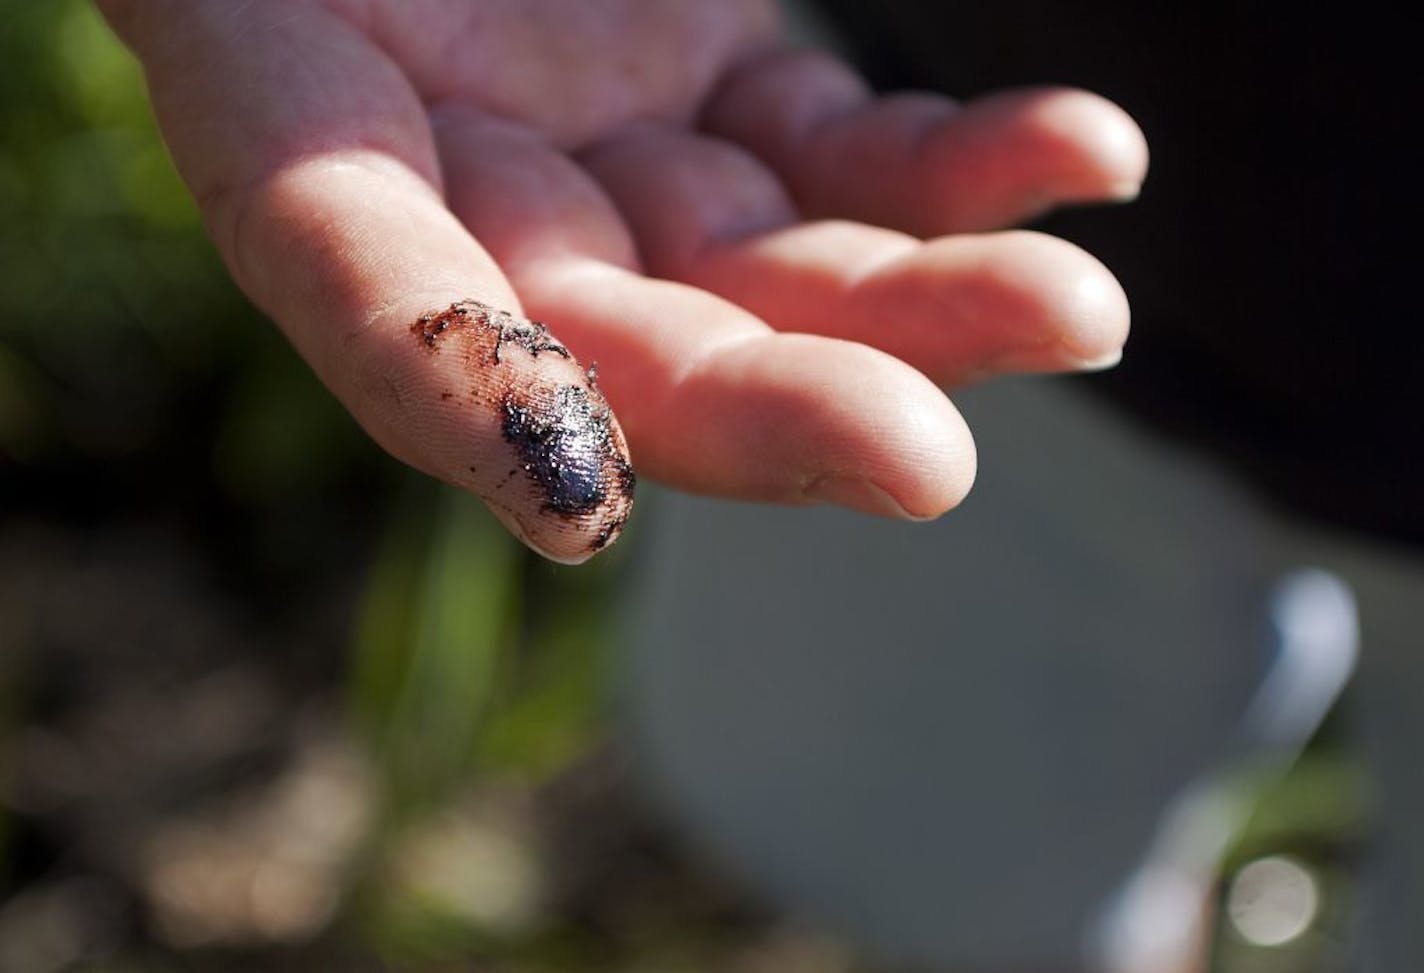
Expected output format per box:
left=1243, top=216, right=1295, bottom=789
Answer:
left=617, top=377, right=1282, bottom=971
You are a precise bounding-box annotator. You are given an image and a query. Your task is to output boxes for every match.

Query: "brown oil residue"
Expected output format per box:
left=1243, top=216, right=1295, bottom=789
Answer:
left=413, top=300, right=572, bottom=362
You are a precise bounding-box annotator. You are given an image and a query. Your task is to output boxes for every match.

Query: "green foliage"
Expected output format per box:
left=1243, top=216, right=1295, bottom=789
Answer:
left=346, top=482, right=630, bottom=965
left=1222, top=750, right=1372, bottom=871
left=0, top=0, right=226, bottom=359
left=346, top=472, right=628, bottom=817
left=350, top=481, right=524, bottom=817
left=0, top=0, right=369, bottom=495
left=477, top=541, right=627, bottom=778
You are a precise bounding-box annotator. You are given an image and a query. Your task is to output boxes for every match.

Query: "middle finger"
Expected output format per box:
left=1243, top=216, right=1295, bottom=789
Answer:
left=581, top=126, right=1130, bottom=386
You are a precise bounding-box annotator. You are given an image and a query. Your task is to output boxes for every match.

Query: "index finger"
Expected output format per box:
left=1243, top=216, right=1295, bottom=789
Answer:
left=98, top=0, right=636, bottom=562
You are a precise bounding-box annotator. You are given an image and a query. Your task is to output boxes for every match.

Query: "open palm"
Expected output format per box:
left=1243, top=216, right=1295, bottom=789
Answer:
left=99, top=0, right=1146, bottom=561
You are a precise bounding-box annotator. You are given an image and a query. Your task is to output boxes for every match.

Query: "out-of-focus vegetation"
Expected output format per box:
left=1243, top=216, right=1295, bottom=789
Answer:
left=0, top=0, right=372, bottom=514
left=1210, top=749, right=1370, bottom=973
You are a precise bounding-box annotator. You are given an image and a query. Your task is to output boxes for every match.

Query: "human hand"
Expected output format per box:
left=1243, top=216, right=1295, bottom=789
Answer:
left=96, top=0, right=1146, bottom=562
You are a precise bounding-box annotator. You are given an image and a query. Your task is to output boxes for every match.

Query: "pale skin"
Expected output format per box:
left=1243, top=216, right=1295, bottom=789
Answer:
left=96, top=0, right=1148, bottom=562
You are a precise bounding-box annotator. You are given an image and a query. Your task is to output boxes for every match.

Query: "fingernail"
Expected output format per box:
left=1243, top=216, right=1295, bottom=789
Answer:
left=1073, top=347, right=1123, bottom=372
left=803, top=474, right=928, bottom=521
left=1109, top=180, right=1142, bottom=202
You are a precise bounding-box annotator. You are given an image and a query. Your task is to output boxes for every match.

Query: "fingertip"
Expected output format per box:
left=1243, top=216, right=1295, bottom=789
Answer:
left=1059, top=257, right=1131, bottom=366
left=962, top=230, right=1131, bottom=372
left=869, top=375, right=977, bottom=519
left=1022, top=87, right=1150, bottom=201
left=743, top=335, right=976, bottom=520
left=490, top=506, right=624, bottom=566
left=1031, top=232, right=1132, bottom=366
left=357, top=300, right=637, bottom=566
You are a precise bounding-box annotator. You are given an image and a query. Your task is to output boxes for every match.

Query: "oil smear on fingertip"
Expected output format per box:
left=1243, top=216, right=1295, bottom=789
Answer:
left=413, top=299, right=636, bottom=558
left=500, top=381, right=636, bottom=558
left=501, top=384, right=635, bottom=512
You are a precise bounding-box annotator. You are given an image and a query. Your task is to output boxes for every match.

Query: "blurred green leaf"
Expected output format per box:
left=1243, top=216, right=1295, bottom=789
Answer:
left=476, top=553, right=626, bottom=778
left=54, top=3, right=149, bottom=125
left=484, top=519, right=636, bottom=779
left=0, top=0, right=263, bottom=471
left=350, top=482, right=523, bottom=817
left=1222, top=750, right=1372, bottom=871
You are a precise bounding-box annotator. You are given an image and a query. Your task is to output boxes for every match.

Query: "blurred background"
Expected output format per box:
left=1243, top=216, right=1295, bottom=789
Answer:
left=0, top=2, right=1414, bottom=972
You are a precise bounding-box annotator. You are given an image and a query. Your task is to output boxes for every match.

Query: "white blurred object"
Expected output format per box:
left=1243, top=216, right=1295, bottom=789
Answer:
left=1091, top=570, right=1357, bottom=973
left=1248, top=571, right=1360, bottom=753
left=1227, top=856, right=1320, bottom=947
